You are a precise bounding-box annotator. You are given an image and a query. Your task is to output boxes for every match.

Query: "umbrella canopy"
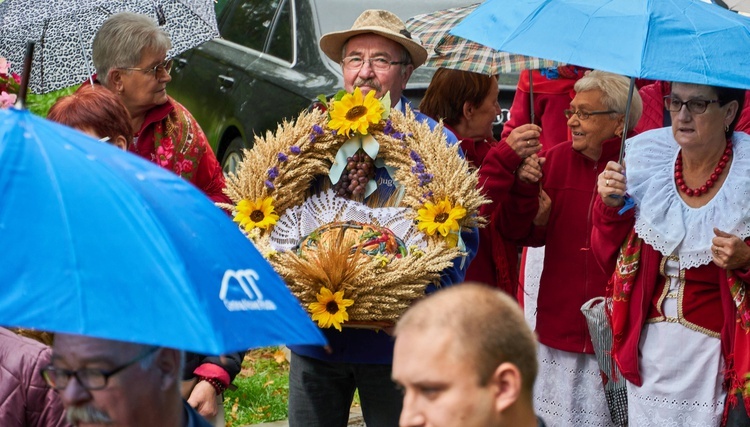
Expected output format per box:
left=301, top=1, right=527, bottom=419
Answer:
left=0, top=0, right=219, bottom=94
left=0, top=108, right=326, bottom=355
left=405, top=4, right=558, bottom=75
left=452, top=0, right=750, bottom=90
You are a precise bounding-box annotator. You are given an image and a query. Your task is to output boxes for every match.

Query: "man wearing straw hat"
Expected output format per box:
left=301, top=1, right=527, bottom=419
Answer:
left=287, top=9, right=476, bottom=427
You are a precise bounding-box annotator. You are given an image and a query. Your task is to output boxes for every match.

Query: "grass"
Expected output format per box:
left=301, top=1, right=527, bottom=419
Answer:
left=224, top=348, right=290, bottom=426
left=224, top=348, right=362, bottom=426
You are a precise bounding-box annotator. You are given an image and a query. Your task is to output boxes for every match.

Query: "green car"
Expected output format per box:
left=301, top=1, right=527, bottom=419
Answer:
left=168, top=0, right=518, bottom=174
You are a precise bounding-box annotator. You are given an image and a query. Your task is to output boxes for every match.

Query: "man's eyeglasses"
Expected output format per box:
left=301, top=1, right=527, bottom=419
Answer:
left=119, top=59, right=173, bottom=78
left=41, top=347, right=159, bottom=391
left=564, top=109, right=616, bottom=120
left=663, top=96, right=720, bottom=115
left=342, top=56, right=407, bottom=72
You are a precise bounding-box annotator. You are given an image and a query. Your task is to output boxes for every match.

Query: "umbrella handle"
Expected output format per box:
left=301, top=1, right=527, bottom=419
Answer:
left=528, top=69, right=535, bottom=125
left=14, top=41, right=35, bottom=110
left=617, top=77, right=636, bottom=164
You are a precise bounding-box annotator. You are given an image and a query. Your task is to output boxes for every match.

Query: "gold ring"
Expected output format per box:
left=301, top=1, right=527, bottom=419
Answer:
left=526, top=140, right=531, bottom=147
left=714, top=249, right=719, bottom=255
left=606, top=179, right=610, bottom=186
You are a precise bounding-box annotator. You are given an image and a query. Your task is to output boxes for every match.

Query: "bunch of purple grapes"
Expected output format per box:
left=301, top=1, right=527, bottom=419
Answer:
left=333, top=150, right=376, bottom=198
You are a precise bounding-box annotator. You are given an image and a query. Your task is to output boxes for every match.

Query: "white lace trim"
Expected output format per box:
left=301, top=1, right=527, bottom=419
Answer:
left=625, top=128, right=750, bottom=269
left=268, top=189, right=426, bottom=251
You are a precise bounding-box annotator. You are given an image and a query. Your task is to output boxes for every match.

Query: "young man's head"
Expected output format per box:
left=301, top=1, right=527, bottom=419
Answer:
left=319, top=9, right=427, bottom=107
left=393, top=283, right=538, bottom=427
left=45, top=334, right=183, bottom=427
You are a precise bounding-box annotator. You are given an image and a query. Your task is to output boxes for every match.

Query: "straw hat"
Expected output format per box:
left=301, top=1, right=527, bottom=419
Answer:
left=319, top=9, right=428, bottom=68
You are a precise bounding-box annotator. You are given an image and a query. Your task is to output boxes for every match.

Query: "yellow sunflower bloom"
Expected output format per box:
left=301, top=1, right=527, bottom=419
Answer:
left=308, top=287, right=354, bottom=331
left=416, top=197, right=467, bottom=237
left=233, top=197, right=279, bottom=232
left=328, top=87, right=384, bottom=137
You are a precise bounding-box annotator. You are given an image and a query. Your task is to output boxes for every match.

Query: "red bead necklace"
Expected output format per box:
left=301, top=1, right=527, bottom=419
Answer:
left=674, top=139, right=733, bottom=197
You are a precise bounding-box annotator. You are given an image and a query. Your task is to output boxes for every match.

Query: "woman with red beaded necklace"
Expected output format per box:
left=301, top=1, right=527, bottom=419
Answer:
left=592, top=82, right=750, bottom=426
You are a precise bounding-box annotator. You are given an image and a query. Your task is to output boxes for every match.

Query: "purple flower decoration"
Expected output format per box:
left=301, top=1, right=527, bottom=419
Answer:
left=312, top=124, right=324, bottom=135
left=290, top=146, right=301, bottom=155
left=423, top=191, right=434, bottom=199
left=418, top=173, right=434, bottom=187
left=277, top=152, right=288, bottom=162
left=383, top=120, right=394, bottom=135
left=264, top=180, right=275, bottom=189
left=411, top=163, right=425, bottom=174
left=267, top=166, right=279, bottom=180
left=392, top=131, right=405, bottom=140
left=410, top=150, right=422, bottom=163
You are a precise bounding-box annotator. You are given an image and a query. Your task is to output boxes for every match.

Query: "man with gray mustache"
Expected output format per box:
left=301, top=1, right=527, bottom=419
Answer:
left=42, top=334, right=212, bottom=427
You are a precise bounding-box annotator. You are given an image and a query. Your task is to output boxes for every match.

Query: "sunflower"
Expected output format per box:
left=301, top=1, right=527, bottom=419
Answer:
left=233, top=197, right=279, bottom=231
left=328, top=87, right=384, bottom=137
left=308, top=287, right=354, bottom=331
left=416, top=197, right=467, bottom=238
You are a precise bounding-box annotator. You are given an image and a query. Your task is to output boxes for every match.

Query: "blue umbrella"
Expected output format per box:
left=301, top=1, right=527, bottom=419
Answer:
left=452, top=0, right=750, bottom=90
left=0, top=108, right=326, bottom=355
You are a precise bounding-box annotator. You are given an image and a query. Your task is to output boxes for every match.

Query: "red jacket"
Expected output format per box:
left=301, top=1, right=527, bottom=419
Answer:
left=0, top=328, right=69, bottom=427
left=130, top=98, right=231, bottom=205
left=500, top=68, right=583, bottom=151
left=500, top=135, right=625, bottom=353
left=456, top=127, right=522, bottom=296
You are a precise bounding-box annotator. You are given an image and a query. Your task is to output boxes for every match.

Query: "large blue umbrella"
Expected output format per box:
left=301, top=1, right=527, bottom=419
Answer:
left=0, top=108, right=326, bottom=355
left=452, top=0, right=750, bottom=90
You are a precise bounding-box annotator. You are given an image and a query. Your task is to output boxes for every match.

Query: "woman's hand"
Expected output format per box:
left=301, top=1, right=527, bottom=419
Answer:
left=598, top=161, right=626, bottom=207
left=533, top=189, right=552, bottom=227
left=506, top=124, right=542, bottom=158
left=188, top=380, right=220, bottom=418
left=712, top=228, right=750, bottom=271
left=517, top=155, right=545, bottom=184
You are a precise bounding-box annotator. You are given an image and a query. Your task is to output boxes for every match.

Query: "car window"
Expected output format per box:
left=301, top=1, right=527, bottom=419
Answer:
left=264, top=0, right=293, bottom=63
left=220, top=0, right=279, bottom=51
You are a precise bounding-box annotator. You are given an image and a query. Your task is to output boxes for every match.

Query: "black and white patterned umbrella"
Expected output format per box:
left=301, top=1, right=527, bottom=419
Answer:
left=0, top=0, right=218, bottom=94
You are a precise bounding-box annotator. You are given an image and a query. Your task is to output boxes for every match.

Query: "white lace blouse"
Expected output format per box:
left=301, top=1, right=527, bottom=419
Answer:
left=624, top=127, right=750, bottom=269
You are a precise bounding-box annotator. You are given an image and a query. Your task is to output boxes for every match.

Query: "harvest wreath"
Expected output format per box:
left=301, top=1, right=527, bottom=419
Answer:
left=220, top=88, right=487, bottom=330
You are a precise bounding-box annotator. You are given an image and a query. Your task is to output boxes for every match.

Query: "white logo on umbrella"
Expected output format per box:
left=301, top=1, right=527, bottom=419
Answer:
left=220, top=269, right=277, bottom=312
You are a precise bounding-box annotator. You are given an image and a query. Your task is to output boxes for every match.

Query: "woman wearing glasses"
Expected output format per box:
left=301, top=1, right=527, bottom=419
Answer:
left=90, top=12, right=230, bottom=205
left=88, top=12, right=239, bottom=427
left=593, top=82, right=750, bottom=426
left=502, top=70, right=642, bottom=427
left=419, top=68, right=541, bottom=297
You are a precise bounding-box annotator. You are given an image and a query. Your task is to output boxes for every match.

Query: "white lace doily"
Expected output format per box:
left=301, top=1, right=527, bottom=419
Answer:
left=268, top=189, right=426, bottom=251
left=625, top=127, right=750, bottom=269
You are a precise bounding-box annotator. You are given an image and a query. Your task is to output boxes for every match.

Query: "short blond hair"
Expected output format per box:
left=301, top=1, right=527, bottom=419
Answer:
left=396, top=283, right=538, bottom=394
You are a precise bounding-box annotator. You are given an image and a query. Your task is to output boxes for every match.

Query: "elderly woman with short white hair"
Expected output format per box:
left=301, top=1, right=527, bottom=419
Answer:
left=502, top=70, right=642, bottom=427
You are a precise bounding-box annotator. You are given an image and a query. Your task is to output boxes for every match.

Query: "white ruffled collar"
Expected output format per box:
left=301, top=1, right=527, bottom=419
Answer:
left=624, top=127, right=750, bottom=269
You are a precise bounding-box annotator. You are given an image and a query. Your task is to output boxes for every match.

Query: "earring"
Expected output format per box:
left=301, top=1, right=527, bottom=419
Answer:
left=725, top=124, right=730, bottom=132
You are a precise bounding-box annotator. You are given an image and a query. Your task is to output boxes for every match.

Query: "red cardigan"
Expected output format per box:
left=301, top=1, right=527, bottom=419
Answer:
left=130, top=98, right=231, bottom=205
left=500, top=135, right=625, bottom=353
left=460, top=129, right=522, bottom=296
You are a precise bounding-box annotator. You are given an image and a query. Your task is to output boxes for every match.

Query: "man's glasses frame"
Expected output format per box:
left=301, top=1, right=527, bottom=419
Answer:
left=119, top=59, right=173, bottom=79
left=663, top=96, right=720, bottom=115
left=341, top=56, right=407, bottom=72
left=563, top=109, right=616, bottom=120
left=41, top=346, right=159, bottom=391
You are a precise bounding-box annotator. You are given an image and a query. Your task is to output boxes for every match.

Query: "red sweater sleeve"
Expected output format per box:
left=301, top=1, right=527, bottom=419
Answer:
left=591, top=197, right=636, bottom=273
left=498, top=178, right=541, bottom=244
left=188, top=118, right=232, bottom=205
